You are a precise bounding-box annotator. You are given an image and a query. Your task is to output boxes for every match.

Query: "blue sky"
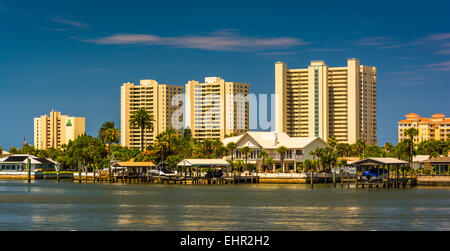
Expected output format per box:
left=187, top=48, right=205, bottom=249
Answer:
left=1, top=0, right=449, bottom=149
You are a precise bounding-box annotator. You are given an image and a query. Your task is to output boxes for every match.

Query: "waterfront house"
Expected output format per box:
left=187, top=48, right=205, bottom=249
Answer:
left=424, top=157, right=450, bottom=174
left=0, top=154, right=57, bottom=172
left=413, top=155, right=430, bottom=170
left=222, top=131, right=328, bottom=173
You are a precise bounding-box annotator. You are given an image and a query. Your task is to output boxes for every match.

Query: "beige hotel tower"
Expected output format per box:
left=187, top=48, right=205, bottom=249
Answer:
left=121, top=80, right=184, bottom=148
left=185, top=77, right=249, bottom=140
left=34, top=110, right=85, bottom=150
left=275, top=59, right=377, bottom=145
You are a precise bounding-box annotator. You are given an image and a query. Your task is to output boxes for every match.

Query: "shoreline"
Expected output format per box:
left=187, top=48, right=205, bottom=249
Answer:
left=1, top=173, right=449, bottom=186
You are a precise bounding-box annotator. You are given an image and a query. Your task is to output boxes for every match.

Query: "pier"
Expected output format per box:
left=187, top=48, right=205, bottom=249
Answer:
left=72, top=172, right=259, bottom=184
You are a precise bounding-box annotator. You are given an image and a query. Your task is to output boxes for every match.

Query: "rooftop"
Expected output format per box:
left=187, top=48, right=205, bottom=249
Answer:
left=351, top=158, right=409, bottom=166
left=0, top=154, right=58, bottom=165
left=223, top=131, right=327, bottom=149
left=424, top=157, right=450, bottom=163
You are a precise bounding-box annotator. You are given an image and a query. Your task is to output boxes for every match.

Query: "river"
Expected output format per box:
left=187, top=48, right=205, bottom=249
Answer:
left=0, top=180, right=448, bottom=231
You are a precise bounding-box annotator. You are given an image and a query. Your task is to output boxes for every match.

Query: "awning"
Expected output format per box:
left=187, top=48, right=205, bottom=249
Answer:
left=177, top=159, right=230, bottom=167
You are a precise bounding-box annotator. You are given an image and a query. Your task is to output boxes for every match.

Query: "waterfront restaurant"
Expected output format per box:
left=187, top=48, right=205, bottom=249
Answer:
left=0, top=154, right=57, bottom=172
left=222, top=131, right=328, bottom=173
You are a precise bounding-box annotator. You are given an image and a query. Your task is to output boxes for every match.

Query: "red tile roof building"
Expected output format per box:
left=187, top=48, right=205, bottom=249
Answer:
left=398, top=113, right=450, bottom=143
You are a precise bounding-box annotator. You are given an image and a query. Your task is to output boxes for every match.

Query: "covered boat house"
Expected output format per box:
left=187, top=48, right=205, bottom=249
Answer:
left=350, top=157, right=414, bottom=188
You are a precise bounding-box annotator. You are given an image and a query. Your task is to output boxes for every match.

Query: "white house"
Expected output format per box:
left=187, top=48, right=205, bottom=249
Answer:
left=0, top=154, right=57, bottom=172
left=222, top=131, right=328, bottom=172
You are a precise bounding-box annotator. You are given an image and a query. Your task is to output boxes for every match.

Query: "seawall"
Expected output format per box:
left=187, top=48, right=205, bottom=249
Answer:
left=417, top=175, right=450, bottom=186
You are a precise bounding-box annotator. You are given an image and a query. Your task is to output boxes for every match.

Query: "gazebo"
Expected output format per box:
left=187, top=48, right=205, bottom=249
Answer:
left=350, top=158, right=411, bottom=188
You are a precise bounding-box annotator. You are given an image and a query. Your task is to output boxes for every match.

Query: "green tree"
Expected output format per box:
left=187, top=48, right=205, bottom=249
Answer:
left=336, top=143, right=350, bottom=157
left=154, top=128, right=179, bottom=163
left=310, top=148, right=325, bottom=172
left=183, top=128, right=193, bottom=141
left=383, top=142, right=394, bottom=156
left=98, top=121, right=120, bottom=180
left=240, top=146, right=252, bottom=172
left=65, top=135, right=108, bottom=178
left=259, top=150, right=269, bottom=172
left=327, top=136, right=338, bottom=150
left=303, top=159, right=314, bottom=172
left=404, top=128, right=419, bottom=171
left=234, top=159, right=244, bottom=173
left=20, top=144, right=38, bottom=155
left=201, top=139, right=215, bottom=157
left=266, top=157, right=274, bottom=172
left=352, top=139, right=366, bottom=157
left=213, top=140, right=227, bottom=158
left=226, top=142, right=238, bottom=163
left=98, top=121, right=120, bottom=157
left=129, top=108, right=155, bottom=151
left=9, top=147, right=19, bottom=154
left=178, top=136, right=199, bottom=159
left=276, top=146, right=288, bottom=173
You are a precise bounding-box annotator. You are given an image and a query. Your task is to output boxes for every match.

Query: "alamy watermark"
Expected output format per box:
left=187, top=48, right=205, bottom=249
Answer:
left=170, top=93, right=277, bottom=131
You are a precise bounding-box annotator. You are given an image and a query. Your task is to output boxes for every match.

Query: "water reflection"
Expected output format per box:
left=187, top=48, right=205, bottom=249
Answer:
left=0, top=180, right=448, bottom=230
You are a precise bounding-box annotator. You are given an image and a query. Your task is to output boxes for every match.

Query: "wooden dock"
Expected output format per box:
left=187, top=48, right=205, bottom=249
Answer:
left=72, top=173, right=260, bottom=185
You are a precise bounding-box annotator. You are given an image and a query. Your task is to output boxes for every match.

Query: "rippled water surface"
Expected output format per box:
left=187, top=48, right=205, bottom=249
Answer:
left=0, top=180, right=449, bottom=230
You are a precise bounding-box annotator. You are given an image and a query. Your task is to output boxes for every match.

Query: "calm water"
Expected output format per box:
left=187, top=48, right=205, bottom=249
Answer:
left=0, top=180, right=449, bottom=231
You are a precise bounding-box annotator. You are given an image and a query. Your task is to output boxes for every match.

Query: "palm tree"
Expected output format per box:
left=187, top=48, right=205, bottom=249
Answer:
left=310, top=148, right=323, bottom=172
left=178, top=137, right=198, bottom=159
left=404, top=128, right=419, bottom=175
left=129, top=108, right=155, bottom=151
left=259, top=150, right=269, bottom=173
left=327, top=136, right=338, bottom=150
left=353, top=139, right=366, bottom=158
left=266, top=157, right=274, bottom=173
left=9, top=147, right=18, bottom=154
left=383, top=142, right=394, bottom=157
left=240, top=146, right=252, bottom=172
left=98, top=121, right=120, bottom=181
left=98, top=122, right=120, bottom=157
left=155, top=128, right=178, bottom=162
left=234, top=160, right=245, bottom=173
left=212, top=140, right=227, bottom=158
left=303, top=159, right=314, bottom=172
left=226, top=142, right=237, bottom=168
left=276, top=146, right=287, bottom=173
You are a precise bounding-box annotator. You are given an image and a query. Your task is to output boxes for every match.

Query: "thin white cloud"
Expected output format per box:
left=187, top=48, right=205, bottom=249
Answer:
left=40, top=27, right=71, bottom=32
left=416, top=33, right=450, bottom=55
left=423, top=33, right=450, bottom=41
left=436, top=49, right=450, bottom=55
left=257, top=51, right=300, bottom=56
left=50, top=18, right=90, bottom=29
left=83, top=30, right=308, bottom=51
left=308, top=48, right=345, bottom=52
left=426, top=61, right=450, bottom=71
left=356, top=36, right=409, bottom=50
left=356, top=36, right=394, bottom=46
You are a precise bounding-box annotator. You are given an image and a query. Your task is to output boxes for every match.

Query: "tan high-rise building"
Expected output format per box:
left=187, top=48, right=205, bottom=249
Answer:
left=185, top=77, right=249, bottom=140
left=275, top=59, right=377, bottom=145
left=34, top=110, right=85, bottom=150
left=398, top=113, right=450, bottom=144
left=121, top=80, right=184, bottom=148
